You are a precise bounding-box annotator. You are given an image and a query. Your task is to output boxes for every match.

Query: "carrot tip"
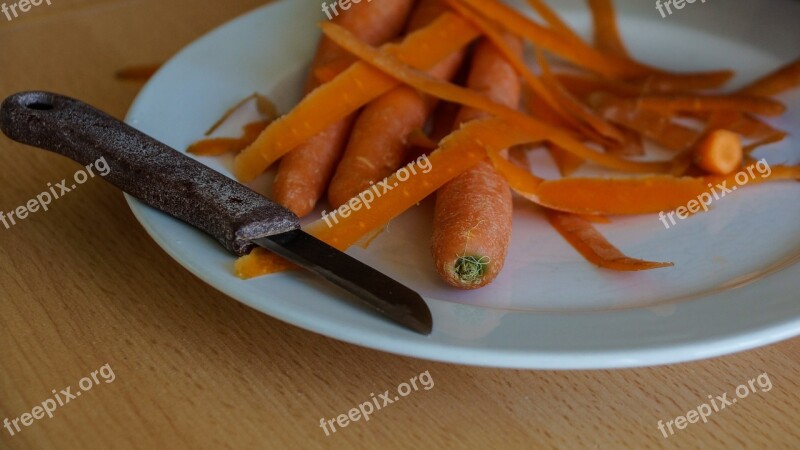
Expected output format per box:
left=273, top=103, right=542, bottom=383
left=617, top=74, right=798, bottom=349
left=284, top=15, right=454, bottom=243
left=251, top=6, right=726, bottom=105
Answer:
left=454, top=255, right=491, bottom=284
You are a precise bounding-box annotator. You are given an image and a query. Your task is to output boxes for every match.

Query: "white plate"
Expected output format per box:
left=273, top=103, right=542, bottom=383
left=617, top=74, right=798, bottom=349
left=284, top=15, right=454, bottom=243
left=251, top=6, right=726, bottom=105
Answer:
left=124, top=0, right=800, bottom=368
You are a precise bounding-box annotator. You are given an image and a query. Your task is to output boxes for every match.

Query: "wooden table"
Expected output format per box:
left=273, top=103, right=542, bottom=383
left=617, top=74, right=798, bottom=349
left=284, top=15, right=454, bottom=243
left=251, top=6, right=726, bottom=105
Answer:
left=1, top=1, right=798, bottom=448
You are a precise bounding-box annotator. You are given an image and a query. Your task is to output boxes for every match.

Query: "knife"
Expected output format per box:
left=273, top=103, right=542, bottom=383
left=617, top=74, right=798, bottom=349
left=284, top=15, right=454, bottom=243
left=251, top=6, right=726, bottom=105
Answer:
left=0, top=91, right=432, bottom=335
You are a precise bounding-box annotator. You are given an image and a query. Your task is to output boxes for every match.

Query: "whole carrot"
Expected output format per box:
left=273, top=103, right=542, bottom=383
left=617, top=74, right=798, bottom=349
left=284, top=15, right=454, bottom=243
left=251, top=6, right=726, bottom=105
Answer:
left=431, top=36, right=522, bottom=289
left=328, top=0, right=465, bottom=208
left=272, top=0, right=416, bottom=216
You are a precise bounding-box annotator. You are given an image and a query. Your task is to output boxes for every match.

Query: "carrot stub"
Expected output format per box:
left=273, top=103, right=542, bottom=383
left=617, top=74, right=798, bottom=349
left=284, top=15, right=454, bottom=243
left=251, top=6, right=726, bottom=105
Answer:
left=694, top=129, right=743, bottom=175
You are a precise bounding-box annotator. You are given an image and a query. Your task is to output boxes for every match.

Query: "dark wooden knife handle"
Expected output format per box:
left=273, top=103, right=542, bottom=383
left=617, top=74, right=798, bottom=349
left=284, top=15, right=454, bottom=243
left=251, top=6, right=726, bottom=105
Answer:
left=0, top=91, right=299, bottom=256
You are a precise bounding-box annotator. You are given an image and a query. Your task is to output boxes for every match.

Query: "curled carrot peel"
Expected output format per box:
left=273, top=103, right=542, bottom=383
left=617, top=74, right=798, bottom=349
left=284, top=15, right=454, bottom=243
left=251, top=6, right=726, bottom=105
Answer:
left=555, top=73, right=652, bottom=99
left=320, top=21, right=673, bottom=174
left=458, top=0, right=648, bottom=78
left=705, top=111, right=787, bottom=141
left=485, top=147, right=700, bottom=215
left=188, top=121, right=270, bottom=156
left=592, top=94, right=701, bottom=152
left=587, top=0, right=629, bottom=56
left=233, top=13, right=481, bottom=182
left=406, top=128, right=439, bottom=150
left=606, top=128, right=645, bottom=157
left=739, top=58, right=800, bottom=96
left=488, top=144, right=800, bottom=215
left=525, top=0, right=583, bottom=44
left=628, top=70, right=735, bottom=92
left=535, top=46, right=626, bottom=144
left=626, top=95, right=786, bottom=117
left=235, top=250, right=297, bottom=279
left=547, top=212, right=673, bottom=271
left=441, top=0, right=575, bottom=128
left=744, top=134, right=787, bottom=154
left=205, top=93, right=278, bottom=136
left=235, top=119, right=534, bottom=279
left=547, top=144, right=585, bottom=176
left=460, top=0, right=732, bottom=88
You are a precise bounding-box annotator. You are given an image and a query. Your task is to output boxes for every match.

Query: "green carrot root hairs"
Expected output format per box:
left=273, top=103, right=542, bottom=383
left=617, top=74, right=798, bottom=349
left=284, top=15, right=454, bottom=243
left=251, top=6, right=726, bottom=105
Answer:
left=454, top=254, right=491, bottom=285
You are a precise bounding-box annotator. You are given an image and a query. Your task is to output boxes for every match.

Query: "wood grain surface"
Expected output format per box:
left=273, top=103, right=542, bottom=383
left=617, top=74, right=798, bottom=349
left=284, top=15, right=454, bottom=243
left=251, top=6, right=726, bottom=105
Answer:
left=1, top=1, right=798, bottom=449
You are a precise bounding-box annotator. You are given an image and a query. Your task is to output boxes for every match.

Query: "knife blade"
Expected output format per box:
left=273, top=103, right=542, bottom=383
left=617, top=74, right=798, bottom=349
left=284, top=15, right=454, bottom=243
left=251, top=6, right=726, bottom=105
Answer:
left=0, top=91, right=432, bottom=335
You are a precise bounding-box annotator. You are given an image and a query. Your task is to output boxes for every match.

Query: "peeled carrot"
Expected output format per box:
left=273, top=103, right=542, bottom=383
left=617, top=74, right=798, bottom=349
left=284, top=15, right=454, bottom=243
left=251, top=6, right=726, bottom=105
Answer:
left=433, top=162, right=514, bottom=288
left=234, top=13, right=481, bottom=182
left=307, top=0, right=416, bottom=87
left=739, top=58, right=800, bottom=96
left=694, top=129, right=743, bottom=175
left=587, top=0, right=628, bottom=56
left=547, top=212, right=673, bottom=271
left=271, top=0, right=416, bottom=216
left=272, top=119, right=356, bottom=216
left=432, top=36, right=521, bottom=289
left=328, top=88, right=428, bottom=208
left=328, top=0, right=465, bottom=208
left=320, top=21, right=673, bottom=173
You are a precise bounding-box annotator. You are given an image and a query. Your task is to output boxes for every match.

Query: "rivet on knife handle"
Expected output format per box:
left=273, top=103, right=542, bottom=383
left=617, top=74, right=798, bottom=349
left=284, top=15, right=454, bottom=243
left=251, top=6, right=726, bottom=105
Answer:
left=0, top=91, right=299, bottom=256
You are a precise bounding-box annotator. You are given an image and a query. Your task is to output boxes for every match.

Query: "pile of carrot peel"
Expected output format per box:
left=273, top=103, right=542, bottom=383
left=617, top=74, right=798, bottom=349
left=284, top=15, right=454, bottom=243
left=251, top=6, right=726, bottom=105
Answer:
left=188, top=0, right=800, bottom=285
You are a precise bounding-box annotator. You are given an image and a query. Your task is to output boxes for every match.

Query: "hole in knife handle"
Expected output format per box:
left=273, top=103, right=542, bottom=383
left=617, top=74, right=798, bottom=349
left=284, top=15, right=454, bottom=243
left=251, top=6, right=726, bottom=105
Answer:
left=26, top=102, right=54, bottom=111
left=21, top=92, right=57, bottom=111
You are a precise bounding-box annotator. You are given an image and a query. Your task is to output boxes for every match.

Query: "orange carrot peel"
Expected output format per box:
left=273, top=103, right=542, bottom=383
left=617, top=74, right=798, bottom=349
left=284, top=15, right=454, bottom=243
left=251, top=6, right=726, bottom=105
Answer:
left=319, top=21, right=673, bottom=174
left=188, top=121, right=270, bottom=156
left=624, top=95, right=786, bottom=117
left=739, top=58, right=800, bottom=96
left=587, top=0, right=629, bottom=56
left=547, top=212, right=673, bottom=271
left=458, top=0, right=733, bottom=89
